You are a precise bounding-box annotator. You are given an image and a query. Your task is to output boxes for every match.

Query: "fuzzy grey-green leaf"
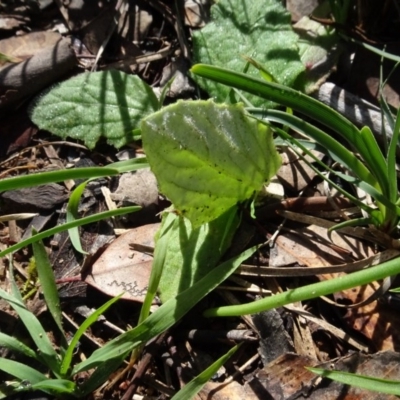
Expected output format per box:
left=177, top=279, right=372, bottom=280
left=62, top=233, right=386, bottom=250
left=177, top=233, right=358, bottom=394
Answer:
left=141, top=99, right=281, bottom=227
left=30, top=70, right=158, bottom=149
left=192, top=0, right=305, bottom=107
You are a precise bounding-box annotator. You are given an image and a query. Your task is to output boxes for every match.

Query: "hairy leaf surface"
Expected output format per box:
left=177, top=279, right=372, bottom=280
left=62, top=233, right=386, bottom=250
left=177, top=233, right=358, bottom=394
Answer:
left=192, top=0, right=304, bottom=106
left=141, top=100, right=281, bottom=227
left=30, top=70, right=158, bottom=149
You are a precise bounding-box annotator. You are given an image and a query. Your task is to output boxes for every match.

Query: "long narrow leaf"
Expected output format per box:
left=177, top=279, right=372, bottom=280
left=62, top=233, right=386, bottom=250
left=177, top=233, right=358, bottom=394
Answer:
left=344, top=35, right=400, bottom=63
left=379, top=96, right=395, bottom=133
left=358, top=126, right=389, bottom=197
left=0, top=206, right=140, bottom=258
left=138, top=212, right=176, bottom=324
left=66, top=180, right=90, bottom=254
left=328, top=217, right=374, bottom=232
left=107, top=157, right=149, bottom=173
left=387, top=107, right=400, bottom=204
left=190, top=64, right=371, bottom=159
left=0, top=167, right=119, bottom=192
left=171, top=344, right=239, bottom=400
left=31, top=379, right=76, bottom=396
left=73, top=245, right=259, bottom=374
left=271, top=124, right=379, bottom=216
left=203, top=254, right=400, bottom=317
left=333, top=172, right=398, bottom=216
left=0, top=158, right=149, bottom=193
left=250, top=108, right=378, bottom=189
left=0, top=288, right=60, bottom=374
left=308, top=367, right=400, bottom=396
left=32, top=234, right=66, bottom=345
left=60, top=293, right=123, bottom=376
left=0, top=358, right=47, bottom=384
left=279, top=132, right=382, bottom=218
left=0, top=332, right=38, bottom=360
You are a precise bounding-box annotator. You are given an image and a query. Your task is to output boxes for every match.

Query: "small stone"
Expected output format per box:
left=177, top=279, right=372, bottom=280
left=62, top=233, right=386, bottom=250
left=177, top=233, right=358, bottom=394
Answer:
left=1, top=183, right=69, bottom=213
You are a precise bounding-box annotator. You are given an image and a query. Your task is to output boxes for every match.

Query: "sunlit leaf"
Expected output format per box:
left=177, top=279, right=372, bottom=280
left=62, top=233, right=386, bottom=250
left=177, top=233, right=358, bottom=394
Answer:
left=30, top=70, right=158, bottom=149
left=141, top=100, right=281, bottom=227
left=192, top=0, right=304, bottom=106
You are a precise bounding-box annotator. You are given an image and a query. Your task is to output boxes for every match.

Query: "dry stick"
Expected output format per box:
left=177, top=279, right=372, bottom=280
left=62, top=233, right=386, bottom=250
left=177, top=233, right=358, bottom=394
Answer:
left=238, top=249, right=400, bottom=277
left=314, top=82, right=395, bottom=153
left=120, top=332, right=168, bottom=400
left=0, top=38, right=76, bottom=111
left=276, top=209, right=395, bottom=248
left=180, top=329, right=257, bottom=343
left=256, top=196, right=354, bottom=226
left=284, top=304, right=369, bottom=352
left=146, top=0, right=191, bottom=60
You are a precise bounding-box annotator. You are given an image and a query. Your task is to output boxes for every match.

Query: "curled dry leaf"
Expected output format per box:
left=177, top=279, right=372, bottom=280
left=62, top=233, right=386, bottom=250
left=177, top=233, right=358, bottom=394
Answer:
left=84, top=223, right=160, bottom=302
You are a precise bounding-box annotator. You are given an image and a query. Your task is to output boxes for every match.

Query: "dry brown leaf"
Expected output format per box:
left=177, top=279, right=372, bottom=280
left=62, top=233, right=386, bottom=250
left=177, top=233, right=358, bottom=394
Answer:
left=197, top=379, right=259, bottom=400
left=0, top=31, right=62, bottom=61
left=269, top=210, right=400, bottom=351
left=271, top=222, right=372, bottom=268
left=84, top=223, right=160, bottom=302
left=340, top=288, right=400, bottom=351
left=256, top=353, right=317, bottom=399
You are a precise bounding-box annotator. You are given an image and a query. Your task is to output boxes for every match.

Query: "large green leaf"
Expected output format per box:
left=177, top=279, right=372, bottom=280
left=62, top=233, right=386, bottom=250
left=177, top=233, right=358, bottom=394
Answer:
left=32, top=235, right=65, bottom=343
left=192, top=0, right=304, bottom=106
left=158, top=208, right=239, bottom=302
left=73, top=245, right=258, bottom=374
left=141, top=100, right=281, bottom=227
left=30, top=70, right=158, bottom=149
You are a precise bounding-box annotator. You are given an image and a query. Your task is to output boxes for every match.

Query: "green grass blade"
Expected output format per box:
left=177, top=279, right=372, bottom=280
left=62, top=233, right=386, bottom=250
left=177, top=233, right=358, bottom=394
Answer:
left=251, top=108, right=378, bottom=188
left=328, top=217, right=374, bottom=232
left=8, top=258, right=29, bottom=303
left=31, top=379, right=77, bottom=396
left=0, top=288, right=60, bottom=374
left=203, top=254, right=400, bottom=317
left=379, top=96, right=395, bottom=133
left=273, top=134, right=390, bottom=219
left=0, top=358, right=47, bottom=384
left=272, top=125, right=379, bottom=216
left=387, top=107, right=400, bottom=203
left=0, top=158, right=149, bottom=194
left=191, top=64, right=361, bottom=147
left=106, top=157, right=149, bottom=173
left=0, top=167, right=119, bottom=192
left=0, top=206, right=140, bottom=258
left=344, top=35, right=400, bottom=63
left=66, top=180, right=90, bottom=255
left=60, top=294, right=123, bottom=376
left=158, top=78, right=175, bottom=108
left=171, top=344, right=239, bottom=400
left=73, top=245, right=258, bottom=374
left=32, top=235, right=66, bottom=345
left=138, top=212, right=176, bottom=324
left=358, top=126, right=389, bottom=196
left=332, top=171, right=398, bottom=216
left=0, top=332, right=39, bottom=360
left=308, top=367, right=400, bottom=396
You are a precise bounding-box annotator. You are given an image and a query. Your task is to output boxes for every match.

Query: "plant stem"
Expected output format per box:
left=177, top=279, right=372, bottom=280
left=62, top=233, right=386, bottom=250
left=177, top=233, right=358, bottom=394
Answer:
left=203, top=256, right=400, bottom=317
